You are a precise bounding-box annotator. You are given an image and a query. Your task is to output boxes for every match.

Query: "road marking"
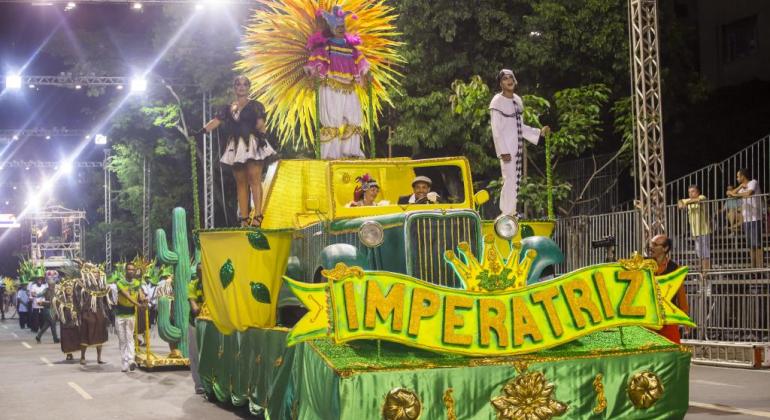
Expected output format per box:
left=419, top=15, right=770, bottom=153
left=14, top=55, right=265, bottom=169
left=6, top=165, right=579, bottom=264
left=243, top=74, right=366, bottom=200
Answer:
left=11, top=332, right=18, bottom=338
left=21, top=341, right=31, bottom=349
left=67, top=382, right=93, bottom=400
left=690, top=401, right=770, bottom=418
left=692, top=379, right=743, bottom=388
left=40, top=357, right=53, bottom=366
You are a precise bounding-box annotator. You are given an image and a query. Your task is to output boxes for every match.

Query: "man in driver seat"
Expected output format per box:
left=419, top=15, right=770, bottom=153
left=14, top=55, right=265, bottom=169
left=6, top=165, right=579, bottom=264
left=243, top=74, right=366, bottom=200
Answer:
left=398, top=176, right=441, bottom=204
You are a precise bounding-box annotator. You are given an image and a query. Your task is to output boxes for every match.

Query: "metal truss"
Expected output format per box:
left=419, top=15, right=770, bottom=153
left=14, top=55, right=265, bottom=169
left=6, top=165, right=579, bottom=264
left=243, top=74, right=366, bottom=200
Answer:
left=629, top=0, right=667, bottom=244
left=18, top=75, right=127, bottom=87
left=202, top=91, right=214, bottom=229
left=142, top=157, right=152, bottom=258
left=104, top=150, right=112, bottom=273
left=29, top=205, right=86, bottom=264
left=0, top=128, right=90, bottom=142
left=0, top=160, right=103, bottom=168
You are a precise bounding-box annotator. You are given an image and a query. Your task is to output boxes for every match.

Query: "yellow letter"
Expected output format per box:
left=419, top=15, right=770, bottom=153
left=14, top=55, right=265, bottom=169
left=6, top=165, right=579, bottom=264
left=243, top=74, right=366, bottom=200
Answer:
left=364, top=281, right=405, bottom=332
left=479, top=298, right=509, bottom=347
left=511, top=296, right=543, bottom=346
left=592, top=271, right=616, bottom=319
left=342, top=281, right=359, bottom=330
left=561, top=278, right=603, bottom=329
left=407, top=287, right=440, bottom=336
left=616, top=271, right=647, bottom=317
left=530, top=286, right=564, bottom=337
left=443, top=295, right=473, bottom=346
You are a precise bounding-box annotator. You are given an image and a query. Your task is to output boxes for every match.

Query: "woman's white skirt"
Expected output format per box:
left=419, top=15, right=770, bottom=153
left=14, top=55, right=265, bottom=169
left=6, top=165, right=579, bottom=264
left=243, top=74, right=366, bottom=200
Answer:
left=220, top=135, right=277, bottom=166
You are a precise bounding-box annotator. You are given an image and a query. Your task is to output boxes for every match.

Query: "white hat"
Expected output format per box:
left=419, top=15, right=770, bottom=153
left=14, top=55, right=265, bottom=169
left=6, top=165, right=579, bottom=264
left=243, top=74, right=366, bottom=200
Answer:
left=412, top=175, right=432, bottom=187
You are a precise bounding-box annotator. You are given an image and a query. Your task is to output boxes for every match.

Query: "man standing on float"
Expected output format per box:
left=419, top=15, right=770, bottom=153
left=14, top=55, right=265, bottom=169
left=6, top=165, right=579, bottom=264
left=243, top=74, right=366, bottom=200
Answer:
left=305, top=5, right=370, bottom=160
left=489, top=69, right=550, bottom=216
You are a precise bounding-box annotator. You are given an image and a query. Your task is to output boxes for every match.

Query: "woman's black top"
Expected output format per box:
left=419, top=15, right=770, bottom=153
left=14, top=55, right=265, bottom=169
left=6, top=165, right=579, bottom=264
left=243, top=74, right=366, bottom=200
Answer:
left=215, top=100, right=268, bottom=149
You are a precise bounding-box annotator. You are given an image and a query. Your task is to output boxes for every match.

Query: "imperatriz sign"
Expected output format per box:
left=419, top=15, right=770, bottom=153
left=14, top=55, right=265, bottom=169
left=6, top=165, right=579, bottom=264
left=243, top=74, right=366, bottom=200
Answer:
left=285, top=255, right=694, bottom=356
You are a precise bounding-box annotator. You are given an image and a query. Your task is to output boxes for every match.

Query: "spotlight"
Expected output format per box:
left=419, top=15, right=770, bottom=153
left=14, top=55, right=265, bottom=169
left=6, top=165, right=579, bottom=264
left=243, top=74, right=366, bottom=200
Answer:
left=25, top=166, right=29, bottom=171
left=65, top=2, right=76, bottom=11
left=12, top=186, right=17, bottom=190
left=130, top=77, right=147, bottom=93
left=195, top=2, right=204, bottom=11
left=28, top=84, right=36, bottom=89
left=4, top=201, right=8, bottom=206
left=94, top=134, right=107, bottom=145
left=116, top=84, right=124, bottom=90
left=45, top=135, right=51, bottom=140
left=61, top=160, right=74, bottom=175
left=75, top=84, right=82, bottom=90
left=5, top=74, right=22, bottom=90
left=529, top=31, right=542, bottom=37
left=12, top=135, right=19, bottom=141
left=132, top=2, right=143, bottom=10
left=84, top=135, right=90, bottom=140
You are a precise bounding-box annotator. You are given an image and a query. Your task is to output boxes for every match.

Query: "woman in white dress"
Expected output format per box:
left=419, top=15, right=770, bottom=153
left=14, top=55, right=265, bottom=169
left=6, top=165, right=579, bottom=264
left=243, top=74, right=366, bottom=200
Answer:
left=200, top=75, right=277, bottom=227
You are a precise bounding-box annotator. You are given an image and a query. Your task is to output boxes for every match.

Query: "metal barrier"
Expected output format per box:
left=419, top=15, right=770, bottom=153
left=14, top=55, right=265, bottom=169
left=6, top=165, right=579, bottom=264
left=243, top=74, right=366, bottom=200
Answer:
left=555, top=194, right=769, bottom=274
left=683, top=269, right=770, bottom=343
left=666, top=134, right=770, bottom=205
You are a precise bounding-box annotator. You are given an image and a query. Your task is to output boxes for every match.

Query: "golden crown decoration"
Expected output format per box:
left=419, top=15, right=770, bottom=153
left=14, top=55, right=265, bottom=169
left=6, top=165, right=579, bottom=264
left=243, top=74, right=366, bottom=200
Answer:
left=444, top=234, right=537, bottom=292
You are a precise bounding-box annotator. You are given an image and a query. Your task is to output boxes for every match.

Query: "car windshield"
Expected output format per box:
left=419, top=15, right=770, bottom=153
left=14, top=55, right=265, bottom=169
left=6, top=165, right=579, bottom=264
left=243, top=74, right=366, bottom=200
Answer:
left=331, top=161, right=469, bottom=211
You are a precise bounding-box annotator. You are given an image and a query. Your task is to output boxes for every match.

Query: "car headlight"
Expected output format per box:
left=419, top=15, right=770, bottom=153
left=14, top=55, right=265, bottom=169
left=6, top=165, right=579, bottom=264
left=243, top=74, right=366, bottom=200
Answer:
left=494, top=215, right=519, bottom=240
left=358, top=221, right=384, bottom=248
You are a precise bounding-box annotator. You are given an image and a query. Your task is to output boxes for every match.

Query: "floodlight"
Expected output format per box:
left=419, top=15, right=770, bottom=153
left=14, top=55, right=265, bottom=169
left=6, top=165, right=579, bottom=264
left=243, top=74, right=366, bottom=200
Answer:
left=65, top=2, right=76, bottom=11
left=132, top=2, right=143, bottom=10
left=5, top=74, right=22, bottom=90
left=131, top=77, right=147, bottom=93
left=116, top=84, right=124, bottom=90
left=45, top=135, right=51, bottom=140
left=28, top=84, right=35, bottom=89
left=12, top=186, right=17, bottom=190
left=75, top=84, right=82, bottom=90
left=61, top=160, right=74, bottom=175
left=94, top=134, right=108, bottom=145
left=12, top=135, right=19, bottom=141
left=4, top=201, right=8, bottom=206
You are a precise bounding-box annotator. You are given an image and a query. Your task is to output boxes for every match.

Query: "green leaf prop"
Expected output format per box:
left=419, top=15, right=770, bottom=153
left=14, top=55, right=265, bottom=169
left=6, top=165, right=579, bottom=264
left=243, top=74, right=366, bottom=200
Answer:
left=220, top=259, right=235, bottom=289
left=250, top=282, right=271, bottom=304
left=247, top=231, right=270, bottom=250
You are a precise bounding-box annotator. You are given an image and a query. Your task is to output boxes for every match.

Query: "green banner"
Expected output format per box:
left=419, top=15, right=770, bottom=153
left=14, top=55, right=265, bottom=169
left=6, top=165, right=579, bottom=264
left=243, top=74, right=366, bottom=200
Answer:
left=285, top=263, right=693, bottom=356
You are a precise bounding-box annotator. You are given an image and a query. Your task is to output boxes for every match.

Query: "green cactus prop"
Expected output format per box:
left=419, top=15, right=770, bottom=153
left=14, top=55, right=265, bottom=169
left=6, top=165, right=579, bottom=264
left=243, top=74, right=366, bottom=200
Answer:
left=155, top=207, right=196, bottom=358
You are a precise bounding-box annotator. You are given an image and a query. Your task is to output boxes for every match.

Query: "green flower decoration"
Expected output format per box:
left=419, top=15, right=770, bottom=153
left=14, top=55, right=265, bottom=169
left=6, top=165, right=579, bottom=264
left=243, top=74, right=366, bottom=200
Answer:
left=220, top=259, right=235, bottom=289
left=247, top=231, right=270, bottom=250
left=250, top=282, right=271, bottom=304
left=520, top=225, right=535, bottom=239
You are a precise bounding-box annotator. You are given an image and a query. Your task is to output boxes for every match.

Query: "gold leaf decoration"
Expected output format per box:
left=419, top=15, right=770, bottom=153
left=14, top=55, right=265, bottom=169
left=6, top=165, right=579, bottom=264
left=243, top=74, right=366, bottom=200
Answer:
left=382, top=387, right=422, bottom=420
left=321, top=262, right=365, bottom=282
left=443, top=388, right=456, bottom=420
left=491, top=371, right=567, bottom=420
left=627, top=371, right=664, bottom=409
left=618, top=252, right=658, bottom=272
left=592, top=374, right=607, bottom=414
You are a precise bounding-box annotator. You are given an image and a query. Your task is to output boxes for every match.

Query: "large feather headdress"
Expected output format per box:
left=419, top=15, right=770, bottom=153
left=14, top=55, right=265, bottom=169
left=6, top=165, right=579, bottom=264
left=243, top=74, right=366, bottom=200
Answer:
left=235, top=0, right=403, bottom=150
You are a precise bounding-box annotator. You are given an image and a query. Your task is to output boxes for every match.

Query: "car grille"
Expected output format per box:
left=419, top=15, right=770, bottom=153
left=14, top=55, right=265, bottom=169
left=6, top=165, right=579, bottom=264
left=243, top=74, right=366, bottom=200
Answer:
left=407, top=212, right=480, bottom=288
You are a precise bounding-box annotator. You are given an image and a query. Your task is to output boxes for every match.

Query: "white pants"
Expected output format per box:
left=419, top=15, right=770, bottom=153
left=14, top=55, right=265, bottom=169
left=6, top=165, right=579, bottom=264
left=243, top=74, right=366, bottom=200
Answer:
left=499, top=158, right=520, bottom=216
left=116, top=316, right=135, bottom=370
left=319, top=85, right=365, bottom=160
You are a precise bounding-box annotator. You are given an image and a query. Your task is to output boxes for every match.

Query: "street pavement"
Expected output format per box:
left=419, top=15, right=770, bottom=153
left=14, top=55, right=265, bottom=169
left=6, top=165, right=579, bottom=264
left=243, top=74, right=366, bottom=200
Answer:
left=1, top=318, right=769, bottom=419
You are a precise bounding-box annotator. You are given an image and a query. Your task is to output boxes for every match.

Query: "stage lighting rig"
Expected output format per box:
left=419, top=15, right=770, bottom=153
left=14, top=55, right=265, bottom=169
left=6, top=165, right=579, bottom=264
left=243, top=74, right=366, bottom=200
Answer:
left=5, top=74, right=22, bottom=90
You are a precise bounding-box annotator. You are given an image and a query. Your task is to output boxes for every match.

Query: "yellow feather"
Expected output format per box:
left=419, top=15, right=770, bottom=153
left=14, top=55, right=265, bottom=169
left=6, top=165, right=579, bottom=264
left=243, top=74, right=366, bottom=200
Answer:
left=236, top=0, right=404, bottom=150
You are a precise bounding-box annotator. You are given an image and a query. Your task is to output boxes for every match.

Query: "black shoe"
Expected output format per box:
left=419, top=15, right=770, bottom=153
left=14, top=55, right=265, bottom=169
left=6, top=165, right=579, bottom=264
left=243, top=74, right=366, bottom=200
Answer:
left=129, top=362, right=137, bottom=371
left=35, top=335, right=41, bottom=343
left=53, top=339, right=60, bottom=343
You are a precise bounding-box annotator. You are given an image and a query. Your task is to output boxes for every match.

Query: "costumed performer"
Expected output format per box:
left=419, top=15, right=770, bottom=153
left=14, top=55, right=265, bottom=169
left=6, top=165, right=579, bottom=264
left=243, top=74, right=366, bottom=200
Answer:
left=77, top=262, right=111, bottom=364
left=115, top=262, right=145, bottom=372
left=187, top=264, right=205, bottom=394
left=200, top=75, right=277, bottom=227
left=53, top=275, right=80, bottom=361
left=348, top=174, right=387, bottom=207
left=489, top=69, right=550, bottom=216
left=305, top=5, right=370, bottom=160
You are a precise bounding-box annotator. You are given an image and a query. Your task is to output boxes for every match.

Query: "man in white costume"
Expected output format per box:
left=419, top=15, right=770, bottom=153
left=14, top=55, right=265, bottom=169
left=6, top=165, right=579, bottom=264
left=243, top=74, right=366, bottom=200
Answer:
left=489, top=69, right=550, bottom=216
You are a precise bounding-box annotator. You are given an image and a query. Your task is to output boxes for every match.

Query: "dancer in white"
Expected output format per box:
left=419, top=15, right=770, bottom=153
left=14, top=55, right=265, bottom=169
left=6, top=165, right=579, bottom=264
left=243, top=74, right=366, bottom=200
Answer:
left=489, top=69, right=550, bottom=216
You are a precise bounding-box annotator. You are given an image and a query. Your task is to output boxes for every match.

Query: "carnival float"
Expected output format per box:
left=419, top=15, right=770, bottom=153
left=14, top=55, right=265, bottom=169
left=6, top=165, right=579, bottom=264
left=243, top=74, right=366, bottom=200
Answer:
left=170, top=0, right=693, bottom=418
